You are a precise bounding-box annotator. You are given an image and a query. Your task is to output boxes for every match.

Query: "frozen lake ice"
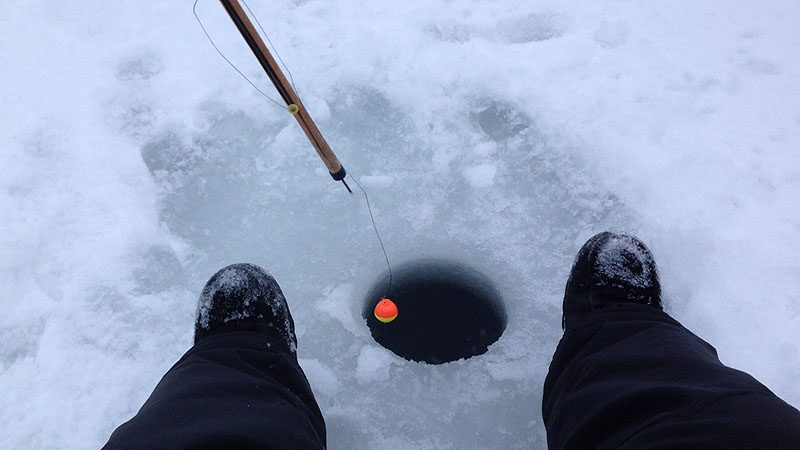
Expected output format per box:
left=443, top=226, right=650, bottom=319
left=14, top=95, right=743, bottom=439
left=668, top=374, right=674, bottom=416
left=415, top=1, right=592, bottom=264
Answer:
left=1, top=1, right=799, bottom=448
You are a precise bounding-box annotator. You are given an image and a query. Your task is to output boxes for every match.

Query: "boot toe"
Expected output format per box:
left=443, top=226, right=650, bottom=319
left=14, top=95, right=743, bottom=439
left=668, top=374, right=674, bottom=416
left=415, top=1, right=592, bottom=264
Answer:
left=195, top=263, right=297, bottom=352
left=563, top=232, right=662, bottom=330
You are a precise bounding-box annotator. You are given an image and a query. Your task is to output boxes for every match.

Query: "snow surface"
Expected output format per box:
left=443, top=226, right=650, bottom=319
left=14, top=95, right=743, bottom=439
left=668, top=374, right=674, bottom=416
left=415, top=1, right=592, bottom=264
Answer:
left=358, top=174, right=394, bottom=190
left=463, top=163, right=497, bottom=188
left=2, top=0, right=799, bottom=448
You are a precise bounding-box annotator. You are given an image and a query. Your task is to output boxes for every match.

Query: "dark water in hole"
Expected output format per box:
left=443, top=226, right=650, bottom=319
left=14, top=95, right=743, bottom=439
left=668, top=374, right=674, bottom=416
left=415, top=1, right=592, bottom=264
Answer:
left=363, top=260, right=507, bottom=364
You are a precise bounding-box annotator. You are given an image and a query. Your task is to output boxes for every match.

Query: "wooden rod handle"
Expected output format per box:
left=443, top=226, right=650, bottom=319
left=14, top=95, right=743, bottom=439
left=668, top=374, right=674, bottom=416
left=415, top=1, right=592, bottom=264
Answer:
left=219, top=0, right=345, bottom=177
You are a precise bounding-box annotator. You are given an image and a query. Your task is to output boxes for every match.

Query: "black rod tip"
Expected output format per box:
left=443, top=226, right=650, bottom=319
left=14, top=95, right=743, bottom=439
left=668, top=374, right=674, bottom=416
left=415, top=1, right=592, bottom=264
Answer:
left=341, top=179, right=353, bottom=194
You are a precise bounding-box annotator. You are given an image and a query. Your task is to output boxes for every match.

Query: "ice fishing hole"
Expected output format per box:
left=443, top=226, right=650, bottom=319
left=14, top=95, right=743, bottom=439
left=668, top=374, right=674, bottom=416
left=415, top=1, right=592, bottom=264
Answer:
left=363, top=260, right=507, bottom=364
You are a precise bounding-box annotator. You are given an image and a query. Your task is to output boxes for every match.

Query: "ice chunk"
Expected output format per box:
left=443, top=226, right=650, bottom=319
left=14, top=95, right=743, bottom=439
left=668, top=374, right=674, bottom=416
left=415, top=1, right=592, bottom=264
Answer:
left=463, top=164, right=497, bottom=188
left=305, top=96, right=332, bottom=122
left=594, top=21, right=630, bottom=49
left=356, top=345, right=401, bottom=384
left=359, top=174, right=394, bottom=190
left=472, top=141, right=497, bottom=157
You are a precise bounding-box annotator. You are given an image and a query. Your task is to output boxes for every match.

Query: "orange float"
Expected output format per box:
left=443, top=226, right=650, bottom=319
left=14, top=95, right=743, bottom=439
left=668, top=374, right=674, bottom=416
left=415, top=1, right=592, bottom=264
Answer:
left=374, top=298, right=398, bottom=323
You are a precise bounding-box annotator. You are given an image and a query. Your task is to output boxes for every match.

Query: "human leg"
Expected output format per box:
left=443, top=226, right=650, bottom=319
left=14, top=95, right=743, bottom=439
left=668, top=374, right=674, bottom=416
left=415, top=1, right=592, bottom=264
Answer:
left=105, top=264, right=325, bottom=450
left=543, top=233, right=800, bottom=449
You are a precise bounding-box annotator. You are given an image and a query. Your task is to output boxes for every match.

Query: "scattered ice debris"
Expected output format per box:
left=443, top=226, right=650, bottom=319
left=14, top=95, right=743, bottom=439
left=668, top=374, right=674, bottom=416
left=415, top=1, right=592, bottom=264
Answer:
left=356, top=345, right=401, bottom=384
left=463, top=164, right=497, bottom=188
left=359, top=174, right=394, bottom=190
left=305, top=96, right=332, bottom=122
left=472, top=141, right=497, bottom=157
left=594, top=21, right=630, bottom=49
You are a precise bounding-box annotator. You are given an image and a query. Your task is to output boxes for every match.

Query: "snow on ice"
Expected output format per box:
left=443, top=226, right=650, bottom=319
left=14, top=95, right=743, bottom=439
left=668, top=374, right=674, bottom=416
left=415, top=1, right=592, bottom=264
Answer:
left=463, top=164, right=497, bottom=188
left=1, top=1, right=799, bottom=448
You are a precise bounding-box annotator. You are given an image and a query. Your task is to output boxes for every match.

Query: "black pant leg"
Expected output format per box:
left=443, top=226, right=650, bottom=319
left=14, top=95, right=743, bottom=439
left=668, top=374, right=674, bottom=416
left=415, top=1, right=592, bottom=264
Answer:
left=105, top=332, right=325, bottom=450
left=542, top=304, right=800, bottom=449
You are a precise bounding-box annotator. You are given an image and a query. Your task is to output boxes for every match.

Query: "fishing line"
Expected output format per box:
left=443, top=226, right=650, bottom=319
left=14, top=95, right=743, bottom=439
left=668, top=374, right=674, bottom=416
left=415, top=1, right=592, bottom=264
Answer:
left=351, top=175, right=394, bottom=296
left=193, top=0, right=394, bottom=296
left=240, top=0, right=298, bottom=95
left=193, top=0, right=284, bottom=109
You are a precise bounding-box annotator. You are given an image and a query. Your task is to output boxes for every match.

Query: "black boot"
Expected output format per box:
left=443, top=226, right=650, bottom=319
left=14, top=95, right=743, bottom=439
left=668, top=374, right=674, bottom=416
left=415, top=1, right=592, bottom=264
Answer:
left=563, top=232, right=662, bottom=330
left=194, top=263, right=297, bottom=354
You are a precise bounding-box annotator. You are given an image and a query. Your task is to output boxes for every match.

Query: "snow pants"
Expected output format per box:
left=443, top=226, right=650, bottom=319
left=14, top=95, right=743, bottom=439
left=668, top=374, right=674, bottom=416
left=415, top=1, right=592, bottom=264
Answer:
left=543, top=304, right=800, bottom=449
left=104, top=332, right=325, bottom=450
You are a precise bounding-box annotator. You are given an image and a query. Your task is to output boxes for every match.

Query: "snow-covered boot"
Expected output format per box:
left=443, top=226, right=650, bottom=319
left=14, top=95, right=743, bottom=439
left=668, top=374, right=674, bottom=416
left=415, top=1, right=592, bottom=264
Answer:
left=562, top=232, right=662, bottom=330
left=194, top=263, right=297, bottom=354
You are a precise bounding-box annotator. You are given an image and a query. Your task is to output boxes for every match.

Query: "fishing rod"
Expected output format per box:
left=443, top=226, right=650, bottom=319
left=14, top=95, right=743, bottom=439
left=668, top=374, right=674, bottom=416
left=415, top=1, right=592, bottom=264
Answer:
left=217, top=0, right=351, bottom=192
left=201, top=0, right=394, bottom=301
